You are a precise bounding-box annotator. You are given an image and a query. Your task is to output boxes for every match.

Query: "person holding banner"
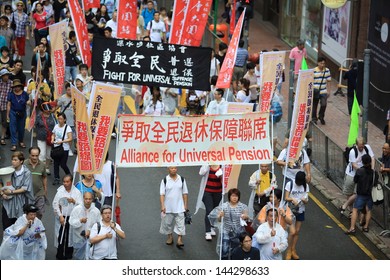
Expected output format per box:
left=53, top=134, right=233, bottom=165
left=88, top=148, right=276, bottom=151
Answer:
left=276, top=147, right=311, bottom=184
left=197, top=164, right=223, bottom=241
left=253, top=208, right=287, bottom=260
left=52, top=174, right=82, bottom=260
left=284, top=171, right=309, bottom=260
left=75, top=174, right=104, bottom=210
left=218, top=188, right=249, bottom=260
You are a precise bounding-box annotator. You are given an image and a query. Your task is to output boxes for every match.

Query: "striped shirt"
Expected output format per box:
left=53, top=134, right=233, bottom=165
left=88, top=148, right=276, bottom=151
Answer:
left=313, top=67, right=331, bottom=95
left=221, top=201, right=248, bottom=234
left=235, top=47, right=248, bottom=67
left=205, top=167, right=222, bottom=193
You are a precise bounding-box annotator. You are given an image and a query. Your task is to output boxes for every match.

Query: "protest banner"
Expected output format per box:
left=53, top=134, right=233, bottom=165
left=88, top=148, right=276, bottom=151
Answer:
left=169, top=0, right=189, bottom=44
left=216, top=10, right=245, bottom=89
left=83, top=0, right=100, bottom=10
left=72, top=86, right=96, bottom=174
left=116, top=112, right=271, bottom=167
left=288, top=69, right=314, bottom=161
left=88, top=82, right=122, bottom=171
left=117, top=0, right=138, bottom=40
left=49, top=21, right=67, bottom=97
left=91, top=37, right=212, bottom=90
left=259, top=51, right=286, bottom=112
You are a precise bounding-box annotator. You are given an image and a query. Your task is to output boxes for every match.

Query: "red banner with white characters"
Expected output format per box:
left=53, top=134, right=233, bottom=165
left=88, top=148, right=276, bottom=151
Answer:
left=230, top=0, right=236, bottom=35
left=72, top=86, right=96, bottom=174
left=216, top=9, right=245, bottom=89
left=169, top=0, right=189, bottom=44
left=117, top=0, right=138, bottom=40
left=83, top=0, right=100, bottom=10
left=49, top=21, right=67, bottom=97
left=68, top=0, right=91, bottom=67
left=179, top=0, right=212, bottom=46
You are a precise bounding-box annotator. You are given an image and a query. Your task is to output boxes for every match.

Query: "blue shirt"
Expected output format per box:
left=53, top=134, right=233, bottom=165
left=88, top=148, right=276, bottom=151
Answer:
left=7, top=91, right=29, bottom=112
left=75, top=179, right=103, bottom=195
left=142, top=8, right=155, bottom=29
left=235, top=47, right=249, bottom=67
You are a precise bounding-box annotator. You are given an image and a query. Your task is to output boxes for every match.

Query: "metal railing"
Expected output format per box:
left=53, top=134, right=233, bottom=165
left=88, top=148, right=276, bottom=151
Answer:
left=310, top=124, right=390, bottom=230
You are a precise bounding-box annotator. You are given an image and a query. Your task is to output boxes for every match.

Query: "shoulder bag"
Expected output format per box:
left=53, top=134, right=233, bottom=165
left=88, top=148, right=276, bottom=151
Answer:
left=371, top=171, right=384, bottom=205
left=50, top=125, right=68, bottom=159
left=42, top=113, right=53, bottom=146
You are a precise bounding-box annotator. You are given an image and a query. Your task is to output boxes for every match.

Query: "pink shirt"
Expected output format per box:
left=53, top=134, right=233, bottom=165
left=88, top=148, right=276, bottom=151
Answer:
left=289, top=47, right=307, bottom=75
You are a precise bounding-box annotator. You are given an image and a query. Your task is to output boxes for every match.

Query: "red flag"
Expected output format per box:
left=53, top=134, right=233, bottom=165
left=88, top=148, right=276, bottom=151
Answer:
left=216, top=9, right=246, bottom=89
left=179, top=0, right=213, bottom=46
left=117, top=0, right=138, bottom=40
left=230, top=0, right=236, bottom=35
left=68, top=0, right=92, bottom=67
left=83, top=0, right=100, bottom=10
left=169, top=0, right=189, bottom=44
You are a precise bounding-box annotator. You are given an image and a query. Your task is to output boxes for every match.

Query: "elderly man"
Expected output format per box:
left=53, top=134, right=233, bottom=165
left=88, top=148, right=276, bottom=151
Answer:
left=160, top=166, right=188, bottom=248
left=205, top=88, right=228, bottom=115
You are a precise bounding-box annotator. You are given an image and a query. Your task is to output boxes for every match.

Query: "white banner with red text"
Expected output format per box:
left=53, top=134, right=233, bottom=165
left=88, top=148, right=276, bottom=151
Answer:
left=116, top=112, right=271, bottom=167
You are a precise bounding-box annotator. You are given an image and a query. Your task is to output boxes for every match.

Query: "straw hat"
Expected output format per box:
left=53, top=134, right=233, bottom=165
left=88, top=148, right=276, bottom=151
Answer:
left=11, top=79, right=23, bottom=88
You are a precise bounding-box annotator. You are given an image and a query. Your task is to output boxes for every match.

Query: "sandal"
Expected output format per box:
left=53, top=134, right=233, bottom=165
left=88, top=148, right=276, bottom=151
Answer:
left=363, top=227, right=369, bottom=232
left=345, top=229, right=356, bottom=235
left=359, top=220, right=366, bottom=227
left=10, top=145, right=16, bottom=151
left=19, top=142, right=26, bottom=148
left=0, top=138, right=5, bottom=145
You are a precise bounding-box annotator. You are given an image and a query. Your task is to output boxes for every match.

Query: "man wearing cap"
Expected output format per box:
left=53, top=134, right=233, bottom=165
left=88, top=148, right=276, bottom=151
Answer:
left=0, top=204, right=47, bottom=260
left=11, top=1, right=29, bottom=60
left=0, top=68, right=12, bottom=145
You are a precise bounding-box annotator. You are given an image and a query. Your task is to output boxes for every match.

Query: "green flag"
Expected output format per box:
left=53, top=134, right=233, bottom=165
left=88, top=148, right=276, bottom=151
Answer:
left=301, top=56, right=308, bottom=70
left=347, top=91, right=360, bottom=146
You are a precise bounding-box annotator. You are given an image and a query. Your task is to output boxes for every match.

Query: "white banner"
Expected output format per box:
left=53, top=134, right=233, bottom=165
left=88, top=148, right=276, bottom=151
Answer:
left=116, top=112, right=272, bottom=167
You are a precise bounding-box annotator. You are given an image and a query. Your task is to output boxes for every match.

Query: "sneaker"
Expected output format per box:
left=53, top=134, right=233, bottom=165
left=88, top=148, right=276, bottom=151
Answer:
left=210, top=228, right=217, bottom=236
left=111, top=132, right=117, bottom=139
left=68, top=150, right=74, bottom=157
left=52, top=178, right=60, bottom=186
left=46, top=169, right=51, bottom=175
left=205, top=233, right=212, bottom=241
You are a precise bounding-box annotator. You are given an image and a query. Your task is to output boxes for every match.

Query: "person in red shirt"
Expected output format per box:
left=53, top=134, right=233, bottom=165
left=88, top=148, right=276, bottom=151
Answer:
left=31, top=2, right=48, bottom=47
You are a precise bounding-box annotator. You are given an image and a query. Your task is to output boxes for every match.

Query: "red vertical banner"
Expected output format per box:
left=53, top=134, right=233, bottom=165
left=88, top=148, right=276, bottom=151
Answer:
left=83, top=0, right=100, bottom=10
left=179, top=0, right=212, bottom=46
left=117, top=0, right=138, bottom=40
left=230, top=0, right=236, bottom=35
left=216, top=9, right=245, bottom=89
left=68, top=0, right=92, bottom=67
left=169, top=0, right=189, bottom=44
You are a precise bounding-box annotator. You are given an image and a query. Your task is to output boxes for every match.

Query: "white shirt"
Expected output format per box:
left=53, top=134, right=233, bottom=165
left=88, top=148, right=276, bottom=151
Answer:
left=206, top=98, right=228, bottom=115
left=52, top=124, right=72, bottom=151
left=94, top=160, right=114, bottom=197
left=106, top=19, right=118, bottom=38
left=210, top=57, right=220, bottom=77
left=89, top=222, right=123, bottom=260
left=160, top=175, right=188, bottom=214
left=345, top=144, right=375, bottom=177
left=147, top=20, right=166, bottom=42
left=285, top=181, right=309, bottom=213
left=52, top=185, right=83, bottom=217
left=254, top=222, right=287, bottom=260
left=236, top=90, right=251, bottom=103
left=277, top=148, right=310, bottom=180
left=69, top=204, right=101, bottom=245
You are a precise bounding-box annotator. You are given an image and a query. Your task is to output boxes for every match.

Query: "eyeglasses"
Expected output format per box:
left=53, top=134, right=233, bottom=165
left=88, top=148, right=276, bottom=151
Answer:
left=17, top=4, right=23, bottom=6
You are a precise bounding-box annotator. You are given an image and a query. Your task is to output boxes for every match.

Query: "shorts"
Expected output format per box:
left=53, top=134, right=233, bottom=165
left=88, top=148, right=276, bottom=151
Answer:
left=342, top=174, right=355, bottom=196
left=353, top=195, right=373, bottom=211
left=293, top=211, right=305, bottom=222
left=159, top=212, right=185, bottom=235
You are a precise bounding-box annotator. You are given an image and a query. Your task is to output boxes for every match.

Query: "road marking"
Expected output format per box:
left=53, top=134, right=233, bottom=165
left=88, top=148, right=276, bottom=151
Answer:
left=123, top=95, right=137, bottom=115
left=309, top=192, right=376, bottom=260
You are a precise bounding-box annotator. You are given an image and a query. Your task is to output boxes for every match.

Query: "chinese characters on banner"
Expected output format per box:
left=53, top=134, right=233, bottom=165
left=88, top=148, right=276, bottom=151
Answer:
left=179, top=0, right=212, bottom=46
left=49, top=21, right=67, bottom=98
left=169, top=0, right=189, bottom=44
left=230, top=0, right=236, bottom=35
left=259, top=51, right=286, bottom=112
left=91, top=37, right=212, bottom=90
left=223, top=164, right=242, bottom=192
left=68, top=0, right=92, bottom=67
left=287, top=69, right=314, bottom=161
left=87, top=82, right=122, bottom=172
left=83, top=0, right=100, bottom=10
left=72, top=86, right=96, bottom=174
left=216, top=9, right=246, bottom=88
left=116, top=112, right=272, bottom=167
left=117, top=0, right=138, bottom=40
left=27, top=90, right=38, bottom=132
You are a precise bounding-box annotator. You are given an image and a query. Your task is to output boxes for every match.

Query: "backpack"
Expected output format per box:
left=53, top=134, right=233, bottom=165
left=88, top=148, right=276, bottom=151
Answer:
left=163, top=176, right=185, bottom=187
left=343, top=145, right=369, bottom=164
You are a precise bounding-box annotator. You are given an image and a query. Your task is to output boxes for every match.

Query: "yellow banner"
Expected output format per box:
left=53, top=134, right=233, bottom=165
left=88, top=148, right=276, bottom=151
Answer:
left=259, top=51, right=286, bottom=112
left=72, top=86, right=96, bottom=174
left=288, top=69, right=314, bottom=161
left=88, top=82, right=122, bottom=172
left=49, top=21, right=67, bottom=98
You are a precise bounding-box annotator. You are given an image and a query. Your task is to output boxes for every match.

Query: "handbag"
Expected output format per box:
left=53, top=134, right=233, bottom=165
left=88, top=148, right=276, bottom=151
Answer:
left=50, top=125, right=68, bottom=159
left=371, top=172, right=384, bottom=205
left=42, top=113, right=53, bottom=146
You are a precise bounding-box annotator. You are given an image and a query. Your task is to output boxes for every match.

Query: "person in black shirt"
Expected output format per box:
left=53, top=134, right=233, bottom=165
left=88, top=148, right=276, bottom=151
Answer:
left=10, top=59, right=26, bottom=85
left=31, top=42, right=52, bottom=82
left=231, top=232, right=260, bottom=260
left=343, top=60, right=358, bottom=115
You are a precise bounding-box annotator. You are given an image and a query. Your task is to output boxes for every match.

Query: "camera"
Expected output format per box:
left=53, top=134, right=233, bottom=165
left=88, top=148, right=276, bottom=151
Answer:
left=184, top=210, right=192, bottom=225
left=80, top=230, right=86, bottom=237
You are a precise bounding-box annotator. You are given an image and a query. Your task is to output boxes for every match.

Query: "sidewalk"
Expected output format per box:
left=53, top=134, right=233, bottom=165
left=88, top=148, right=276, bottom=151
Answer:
left=244, top=10, right=390, bottom=259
